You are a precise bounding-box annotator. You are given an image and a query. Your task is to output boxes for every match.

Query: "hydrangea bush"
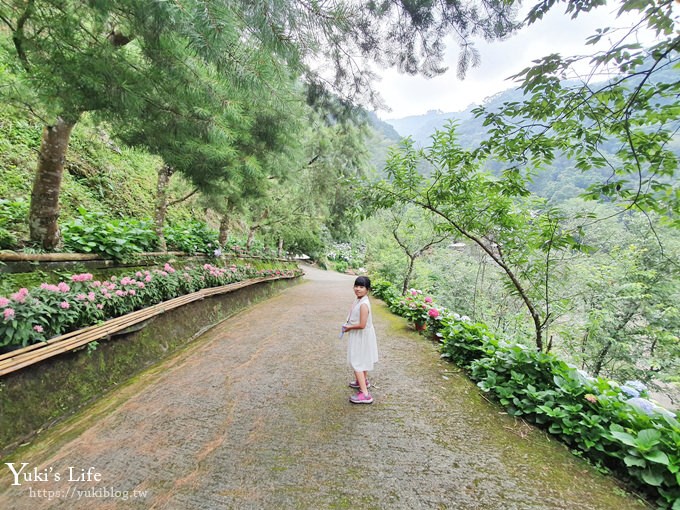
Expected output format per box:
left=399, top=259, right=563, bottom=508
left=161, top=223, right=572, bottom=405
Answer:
left=0, top=263, right=301, bottom=349
left=371, top=280, right=680, bottom=509
left=387, top=288, right=441, bottom=327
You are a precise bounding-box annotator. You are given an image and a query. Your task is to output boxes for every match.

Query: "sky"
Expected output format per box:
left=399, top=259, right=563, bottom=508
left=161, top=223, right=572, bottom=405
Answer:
left=375, top=2, right=652, bottom=120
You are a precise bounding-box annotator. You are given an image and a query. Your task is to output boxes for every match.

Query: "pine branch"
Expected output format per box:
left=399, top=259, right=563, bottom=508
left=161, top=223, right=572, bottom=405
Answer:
left=168, top=188, right=199, bottom=207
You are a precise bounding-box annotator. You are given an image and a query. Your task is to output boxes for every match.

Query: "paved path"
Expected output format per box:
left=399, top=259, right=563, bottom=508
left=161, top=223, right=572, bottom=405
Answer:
left=0, top=266, right=648, bottom=509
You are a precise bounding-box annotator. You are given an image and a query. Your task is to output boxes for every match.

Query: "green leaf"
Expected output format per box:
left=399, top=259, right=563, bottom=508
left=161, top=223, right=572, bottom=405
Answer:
left=636, top=429, right=661, bottom=450
left=623, top=455, right=646, bottom=468
left=640, top=467, right=664, bottom=487
left=640, top=450, right=669, bottom=465
left=610, top=430, right=637, bottom=447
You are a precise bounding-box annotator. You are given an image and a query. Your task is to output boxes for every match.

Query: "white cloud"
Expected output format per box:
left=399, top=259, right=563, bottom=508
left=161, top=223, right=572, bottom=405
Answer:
left=376, top=3, right=653, bottom=119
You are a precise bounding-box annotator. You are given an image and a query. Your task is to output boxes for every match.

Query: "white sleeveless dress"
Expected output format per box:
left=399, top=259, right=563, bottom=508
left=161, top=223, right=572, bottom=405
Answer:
left=346, top=296, right=379, bottom=371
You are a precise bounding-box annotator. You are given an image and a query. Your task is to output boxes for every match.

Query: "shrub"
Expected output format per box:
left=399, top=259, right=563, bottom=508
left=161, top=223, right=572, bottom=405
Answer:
left=333, top=260, right=349, bottom=273
left=165, top=220, right=219, bottom=255
left=61, top=208, right=157, bottom=261
left=0, top=199, right=29, bottom=249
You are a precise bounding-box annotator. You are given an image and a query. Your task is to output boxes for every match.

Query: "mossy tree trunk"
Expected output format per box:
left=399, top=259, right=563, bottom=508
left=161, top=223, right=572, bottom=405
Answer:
left=154, top=165, right=174, bottom=251
left=246, top=227, right=257, bottom=252
left=219, top=214, right=230, bottom=247
left=29, top=117, right=77, bottom=250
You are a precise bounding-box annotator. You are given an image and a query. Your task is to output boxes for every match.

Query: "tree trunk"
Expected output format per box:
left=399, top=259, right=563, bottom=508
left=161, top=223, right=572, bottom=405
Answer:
left=218, top=214, right=229, bottom=247
left=401, top=255, right=416, bottom=295
left=154, top=165, right=174, bottom=252
left=278, top=237, right=284, bottom=258
left=246, top=228, right=256, bottom=252
left=29, top=117, right=76, bottom=250
left=592, top=340, right=612, bottom=377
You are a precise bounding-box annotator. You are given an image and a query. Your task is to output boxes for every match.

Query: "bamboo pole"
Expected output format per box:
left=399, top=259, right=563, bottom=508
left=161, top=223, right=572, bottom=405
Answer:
left=0, top=251, right=187, bottom=262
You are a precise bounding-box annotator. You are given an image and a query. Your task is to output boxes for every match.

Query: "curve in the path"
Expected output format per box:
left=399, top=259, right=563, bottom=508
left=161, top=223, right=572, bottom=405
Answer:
left=0, top=265, right=648, bottom=509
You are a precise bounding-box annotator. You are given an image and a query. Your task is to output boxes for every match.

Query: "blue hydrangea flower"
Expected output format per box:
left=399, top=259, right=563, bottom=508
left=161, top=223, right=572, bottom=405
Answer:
left=575, top=369, right=596, bottom=386
left=213, top=248, right=222, bottom=257
left=654, top=406, right=677, bottom=419
left=626, top=397, right=655, bottom=415
left=620, top=385, right=641, bottom=398
left=624, top=380, right=647, bottom=393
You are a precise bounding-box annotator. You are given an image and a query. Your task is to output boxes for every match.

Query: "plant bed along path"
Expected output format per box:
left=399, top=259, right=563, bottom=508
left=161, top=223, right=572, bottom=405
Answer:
left=0, top=265, right=650, bottom=509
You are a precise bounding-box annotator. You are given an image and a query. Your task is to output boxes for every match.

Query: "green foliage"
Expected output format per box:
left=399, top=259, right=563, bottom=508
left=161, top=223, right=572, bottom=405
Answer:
left=370, top=280, right=400, bottom=304
left=164, top=220, right=219, bottom=256
left=470, top=347, right=680, bottom=506
left=60, top=212, right=242, bottom=260
left=379, top=205, right=451, bottom=294
left=439, top=316, right=499, bottom=368
left=61, top=209, right=157, bottom=261
left=332, top=260, right=349, bottom=273
left=476, top=1, right=679, bottom=226
left=0, top=199, right=28, bottom=249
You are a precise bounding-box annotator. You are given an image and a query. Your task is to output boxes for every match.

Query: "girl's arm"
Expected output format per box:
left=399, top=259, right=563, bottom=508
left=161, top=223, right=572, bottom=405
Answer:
left=345, top=303, right=369, bottom=331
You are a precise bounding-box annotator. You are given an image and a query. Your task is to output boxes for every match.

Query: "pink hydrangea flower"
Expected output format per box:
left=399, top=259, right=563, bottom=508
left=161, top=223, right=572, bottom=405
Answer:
left=424, top=296, right=433, bottom=303
left=33, top=325, right=44, bottom=333
left=428, top=308, right=440, bottom=318
left=0, top=297, right=10, bottom=307
left=11, top=288, right=29, bottom=303
left=71, top=273, right=93, bottom=282
left=164, top=263, right=176, bottom=273
left=59, top=301, right=70, bottom=309
left=3, top=308, right=15, bottom=320
left=57, top=282, right=70, bottom=292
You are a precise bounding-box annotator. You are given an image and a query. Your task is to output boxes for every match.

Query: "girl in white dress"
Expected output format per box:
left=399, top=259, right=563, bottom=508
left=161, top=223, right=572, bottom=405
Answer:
left=342, top=276, right=379, bottom=404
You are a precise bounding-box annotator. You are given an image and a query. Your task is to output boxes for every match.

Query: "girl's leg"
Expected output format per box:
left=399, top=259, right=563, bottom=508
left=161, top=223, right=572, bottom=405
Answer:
left=355, top=370, right=368, bottom=395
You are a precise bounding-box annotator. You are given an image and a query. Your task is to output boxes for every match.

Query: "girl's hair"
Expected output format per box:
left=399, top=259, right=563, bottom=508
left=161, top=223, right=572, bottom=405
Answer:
left=354, top=276, right=371, bottom=290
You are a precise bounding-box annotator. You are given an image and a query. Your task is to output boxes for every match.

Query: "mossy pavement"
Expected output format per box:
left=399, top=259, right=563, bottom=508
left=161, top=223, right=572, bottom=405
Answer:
left=0, top=265, right=650, bottom=509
